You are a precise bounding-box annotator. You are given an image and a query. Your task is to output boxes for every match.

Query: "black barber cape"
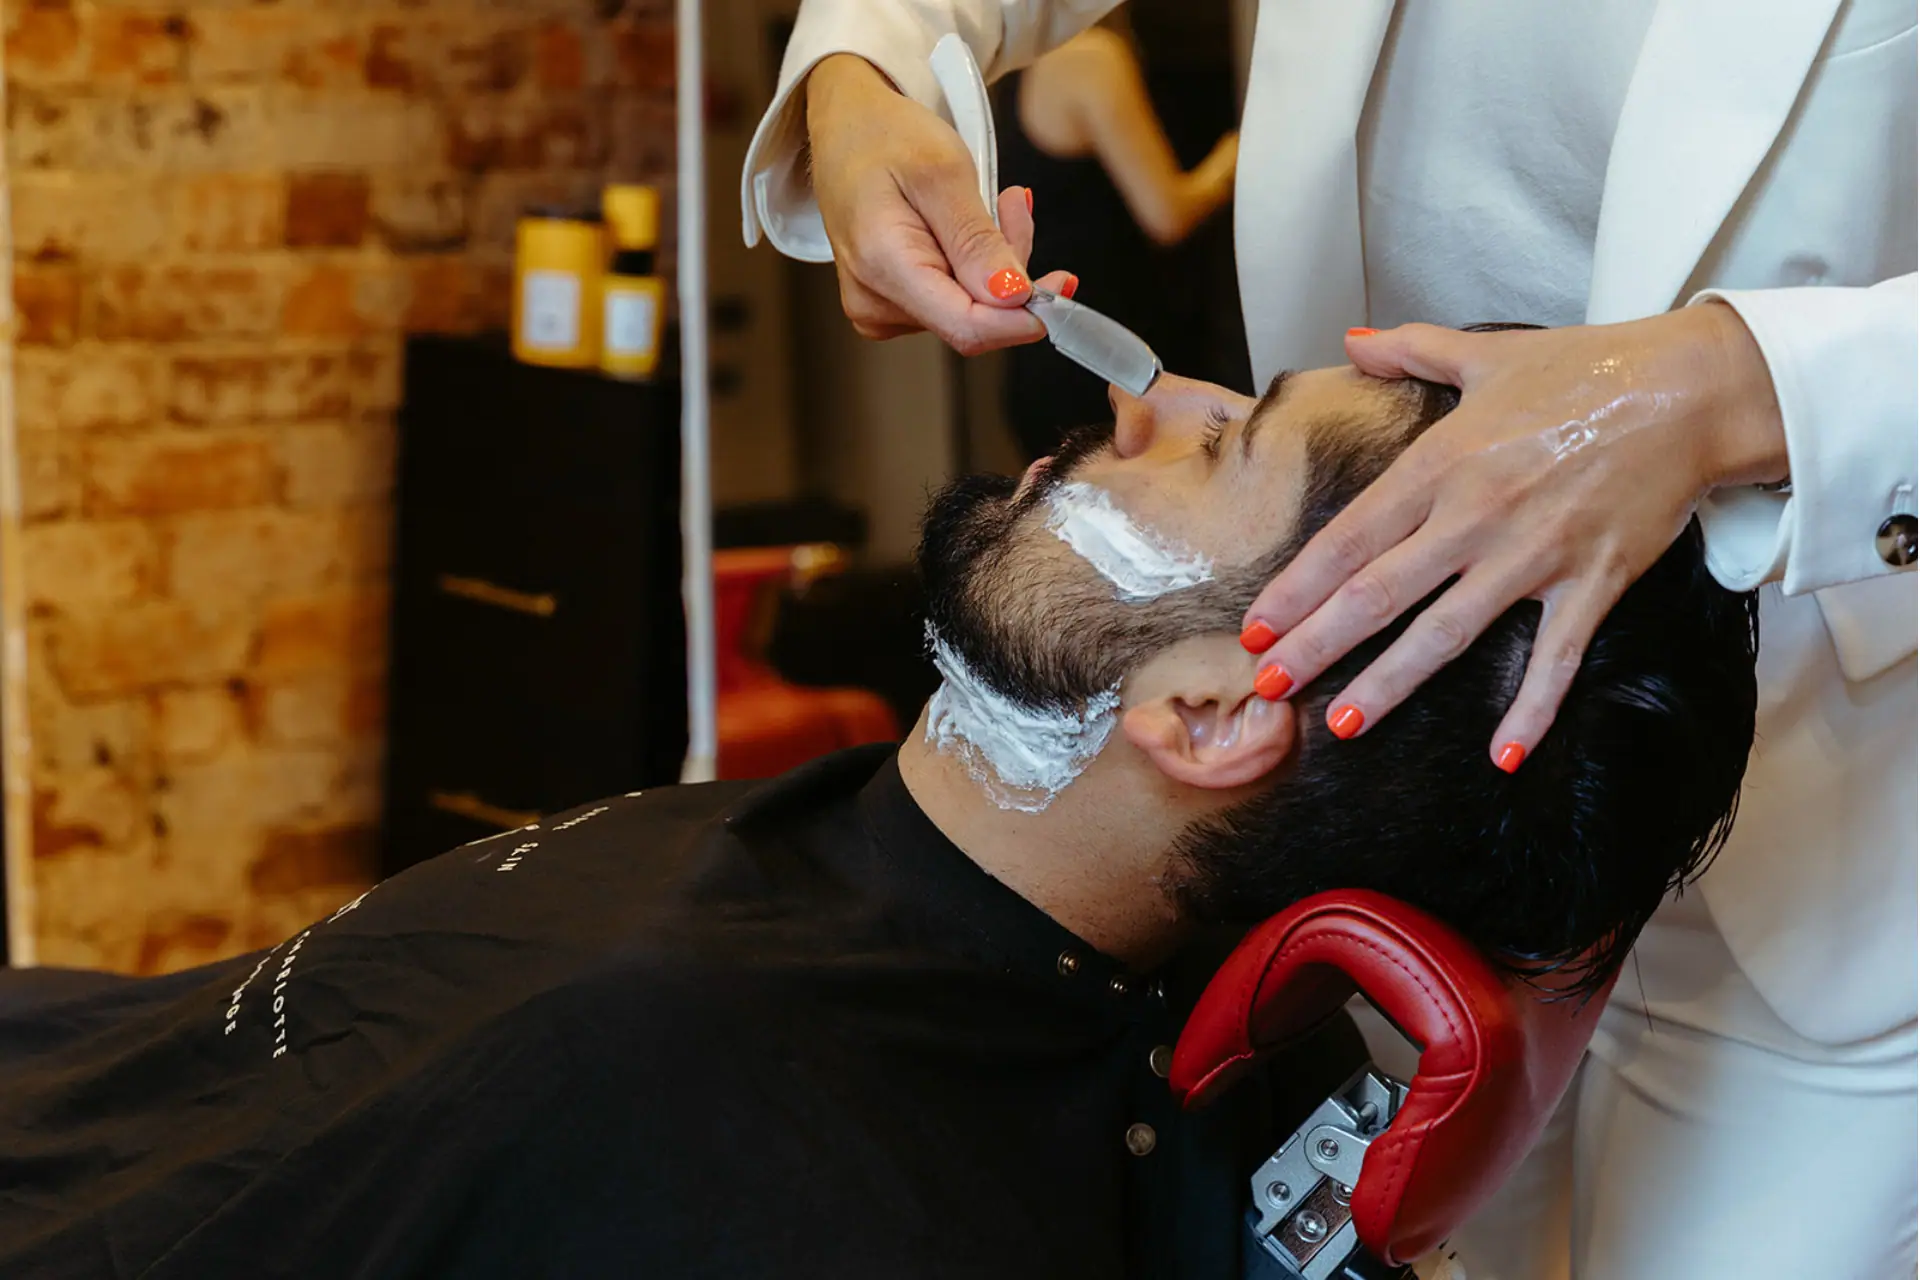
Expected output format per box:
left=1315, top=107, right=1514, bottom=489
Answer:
left=0, top=746, right=1360, bottom=1279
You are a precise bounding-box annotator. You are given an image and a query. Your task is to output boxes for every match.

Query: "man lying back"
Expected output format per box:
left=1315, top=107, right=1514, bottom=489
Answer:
left=0, top=359, right=1757, bottom=1280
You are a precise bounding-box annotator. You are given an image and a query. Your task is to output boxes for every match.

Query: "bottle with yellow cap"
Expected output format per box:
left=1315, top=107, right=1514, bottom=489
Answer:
left=600, top=184, right=665, bottom=381
left=512, top=205, right=605, bottom=369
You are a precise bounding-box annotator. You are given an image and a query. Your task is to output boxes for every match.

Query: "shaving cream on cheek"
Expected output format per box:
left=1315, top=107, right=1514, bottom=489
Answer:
left=923, top=631, right=1119, bottom=812
left=1046, top=481, right=1213, bottom=601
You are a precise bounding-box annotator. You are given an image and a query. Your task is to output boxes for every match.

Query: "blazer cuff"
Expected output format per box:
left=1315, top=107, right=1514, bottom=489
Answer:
left=738, top=1, right=987, bottom=263
left=1691, top=276, right=1919, bottom=597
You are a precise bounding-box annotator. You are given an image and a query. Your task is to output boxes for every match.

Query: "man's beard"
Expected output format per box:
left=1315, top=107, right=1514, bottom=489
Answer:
left=916, top=424, right=1138, bottom=715
left=914, top=432, right=1310, bottom=926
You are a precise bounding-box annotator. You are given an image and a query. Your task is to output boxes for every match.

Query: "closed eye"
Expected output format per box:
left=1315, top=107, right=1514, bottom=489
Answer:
left=1201, top=407, right=1231, bottom=462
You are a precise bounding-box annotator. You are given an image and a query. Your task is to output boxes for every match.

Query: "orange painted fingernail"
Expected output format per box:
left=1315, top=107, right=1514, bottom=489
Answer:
left=1025, top=187, right=1034, bottom=214
left=1240, top=620, right=1278, bottom=654
left=988, top=268, right=1029, bottom=300
left=1347, top=327, right=1378, bottom=338
left=1059, top=273, right=1079, bottom=300
left=1496, top=742, right=1526, bottom=774
left=1253, top=664, right=1293, bottom=701
left=1329, top=705, right=1365, bottom=739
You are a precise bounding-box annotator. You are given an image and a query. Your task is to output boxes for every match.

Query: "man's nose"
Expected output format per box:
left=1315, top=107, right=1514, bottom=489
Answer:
left=1110, top=384, right=1159, bottom=459
left=1110, top=377, right=1204, bottom=458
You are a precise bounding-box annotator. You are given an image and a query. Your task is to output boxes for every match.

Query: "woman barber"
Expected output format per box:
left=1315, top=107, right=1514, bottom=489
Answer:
left=740, top=2, right=1918, bottom=1275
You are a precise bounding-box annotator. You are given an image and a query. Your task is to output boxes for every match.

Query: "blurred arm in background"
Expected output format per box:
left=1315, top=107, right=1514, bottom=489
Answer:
left=1019, top=27, right=1238, bottom=246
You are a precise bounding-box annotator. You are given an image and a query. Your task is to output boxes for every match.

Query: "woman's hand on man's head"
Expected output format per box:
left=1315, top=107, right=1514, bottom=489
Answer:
left=1239, top=306, right=1786, bottom=769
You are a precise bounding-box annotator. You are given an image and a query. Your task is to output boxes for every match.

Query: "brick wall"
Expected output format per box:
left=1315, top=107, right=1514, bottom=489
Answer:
left=5, top=0, right=675, bottom=972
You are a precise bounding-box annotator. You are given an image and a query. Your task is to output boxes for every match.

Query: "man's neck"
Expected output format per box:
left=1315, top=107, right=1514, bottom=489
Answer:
left=896, top=708, right=1205, bottom=970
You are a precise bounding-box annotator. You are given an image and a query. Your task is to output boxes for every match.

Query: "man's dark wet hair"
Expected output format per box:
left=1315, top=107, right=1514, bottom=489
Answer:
left=918, top=326, right=1758, bottom=995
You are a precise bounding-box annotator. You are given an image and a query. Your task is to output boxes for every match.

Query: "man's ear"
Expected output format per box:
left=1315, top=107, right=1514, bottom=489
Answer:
left=1122, top=686, right=1298, bottom=790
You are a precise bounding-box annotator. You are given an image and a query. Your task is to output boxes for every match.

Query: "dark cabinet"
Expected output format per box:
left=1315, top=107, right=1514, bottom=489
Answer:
left=380, top=336, right=687, bottom=875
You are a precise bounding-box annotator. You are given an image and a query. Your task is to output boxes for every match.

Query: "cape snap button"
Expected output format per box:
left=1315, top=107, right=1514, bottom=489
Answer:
left=1877, top=514, right=1917, bottom=567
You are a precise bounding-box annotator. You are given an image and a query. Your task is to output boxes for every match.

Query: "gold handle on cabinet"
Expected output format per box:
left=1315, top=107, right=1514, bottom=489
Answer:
left=436, top=573, right=557, bottom=618
left=428, top=790, right=541, bottom=830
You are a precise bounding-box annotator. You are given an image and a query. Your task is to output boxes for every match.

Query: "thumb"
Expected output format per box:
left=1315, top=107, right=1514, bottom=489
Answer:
left=1346, top=322, right=1477, bottom=386
left=905, top=167, right=1032, bottom=309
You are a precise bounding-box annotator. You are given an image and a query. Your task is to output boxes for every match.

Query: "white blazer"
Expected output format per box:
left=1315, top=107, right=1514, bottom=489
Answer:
left=742, top=0, right=1920, bottom=1046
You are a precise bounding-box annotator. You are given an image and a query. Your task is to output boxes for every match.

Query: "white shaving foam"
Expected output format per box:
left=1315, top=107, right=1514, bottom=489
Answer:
left=1045, top=481, right=1213, bottom=601
left=923, top=629, right=1119, bottom=812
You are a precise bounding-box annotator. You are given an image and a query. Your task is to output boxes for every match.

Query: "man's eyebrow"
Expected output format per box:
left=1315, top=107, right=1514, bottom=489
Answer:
left=1240, top=370, right=1295, bottom=460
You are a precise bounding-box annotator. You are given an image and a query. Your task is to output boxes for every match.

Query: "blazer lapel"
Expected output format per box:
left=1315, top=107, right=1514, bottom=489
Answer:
left=1236, top=0, right=1394, bottom=383
left=1588, top=0, right=1845, bottom=324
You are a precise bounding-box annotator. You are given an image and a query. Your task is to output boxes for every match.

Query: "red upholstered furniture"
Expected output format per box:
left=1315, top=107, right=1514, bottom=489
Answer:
left=1171, top=889, right=1612, bottom=1266
left=714, top=547, right=900, bottom=781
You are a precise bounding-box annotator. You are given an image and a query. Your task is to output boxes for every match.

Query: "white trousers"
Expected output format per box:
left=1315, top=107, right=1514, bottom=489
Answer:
left=1350, top=892, right=1919, bottom=1280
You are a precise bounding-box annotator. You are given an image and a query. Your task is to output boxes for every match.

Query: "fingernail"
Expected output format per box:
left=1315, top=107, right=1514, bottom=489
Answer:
left=1496, top=742, right=1527, bottom=774
left=988, top=268, right=1029, bottom=300
left=1347, top=327, right=1378, bottom=338
left=1329, top=705, right=1365, bottom=739
left=1240, top=620, right=1278, bottom=654
left=1024, top=187, right=1034, bottom=215
left=1253, top=664, right=1293, bottom=701
left=1059, top=273, right=1079, bottom=300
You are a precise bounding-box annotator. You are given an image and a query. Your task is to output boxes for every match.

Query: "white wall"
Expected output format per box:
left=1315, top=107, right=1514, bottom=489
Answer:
left=787, top=260, right=963, bottom=564
left=702, top=0, right=801, bottom=507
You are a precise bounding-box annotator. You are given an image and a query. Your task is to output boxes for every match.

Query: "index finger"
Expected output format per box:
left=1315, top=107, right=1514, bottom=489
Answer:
left=1239, top=461, right=1432, bottom=651
left=873, top=257, right=1048, bottom=356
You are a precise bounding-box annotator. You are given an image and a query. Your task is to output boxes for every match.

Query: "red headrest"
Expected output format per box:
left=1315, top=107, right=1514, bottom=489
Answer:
left=1170, top=889, right=1613, bottom=1265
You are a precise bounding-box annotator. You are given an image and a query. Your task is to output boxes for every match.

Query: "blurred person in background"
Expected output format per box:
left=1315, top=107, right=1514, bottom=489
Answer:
left=997, top=6, right=1245, bottom=460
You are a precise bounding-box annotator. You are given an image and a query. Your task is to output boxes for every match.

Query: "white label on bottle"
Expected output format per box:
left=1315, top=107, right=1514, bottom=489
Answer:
left=605, top=290, right=658, bottom=356
left=521, top=270, right=581, bottom=350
